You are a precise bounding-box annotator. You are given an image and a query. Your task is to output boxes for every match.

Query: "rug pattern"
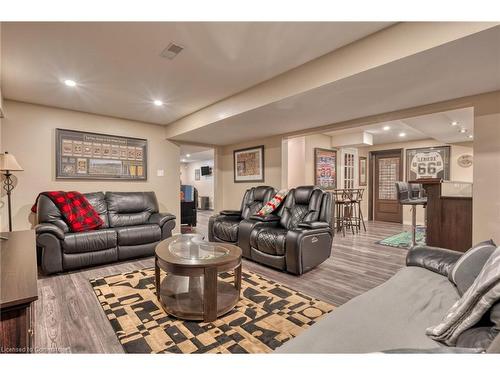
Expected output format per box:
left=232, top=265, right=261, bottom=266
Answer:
left=377, top=226, right=426, bottom=249
left=90, top=268, right=333, bottom=353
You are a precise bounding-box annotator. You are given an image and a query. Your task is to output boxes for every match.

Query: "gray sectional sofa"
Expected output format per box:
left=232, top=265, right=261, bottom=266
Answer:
left=278, top=245, right=498, bottom=353
left=35, top=191, right=175, bottom=274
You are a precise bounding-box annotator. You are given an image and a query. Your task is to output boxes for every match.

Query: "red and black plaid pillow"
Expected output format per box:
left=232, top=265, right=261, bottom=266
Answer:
left=32, top=191, right=104, bottom=232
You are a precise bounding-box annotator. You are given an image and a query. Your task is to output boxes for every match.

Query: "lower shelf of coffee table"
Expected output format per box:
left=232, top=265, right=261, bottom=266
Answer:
left=158, top=274, right=239, bottom=321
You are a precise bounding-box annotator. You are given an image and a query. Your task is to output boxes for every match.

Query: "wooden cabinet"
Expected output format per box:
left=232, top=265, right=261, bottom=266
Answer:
left=413, top=179, right=473, bottom=252
left=1, top=230, right=37, bottom=353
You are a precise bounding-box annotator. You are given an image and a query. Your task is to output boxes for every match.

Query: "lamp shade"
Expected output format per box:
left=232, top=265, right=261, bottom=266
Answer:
left=0, top=152, right=24, bottom=171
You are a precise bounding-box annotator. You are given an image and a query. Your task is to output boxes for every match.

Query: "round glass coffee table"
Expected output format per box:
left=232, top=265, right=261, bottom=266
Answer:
left=155, top=234, right=242, bottom=322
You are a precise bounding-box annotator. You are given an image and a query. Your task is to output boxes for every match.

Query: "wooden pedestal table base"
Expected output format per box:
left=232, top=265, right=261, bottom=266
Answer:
left=155, top=234, right=242, bottom=322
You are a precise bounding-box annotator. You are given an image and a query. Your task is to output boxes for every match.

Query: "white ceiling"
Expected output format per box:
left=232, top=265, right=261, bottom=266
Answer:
left=1, top=22, right=392, bottom=125
left=323, top=107, right=474, bottom=145
left=171, top=26, right=500, bottom=145
left=179, top=144, right=213, bottom=162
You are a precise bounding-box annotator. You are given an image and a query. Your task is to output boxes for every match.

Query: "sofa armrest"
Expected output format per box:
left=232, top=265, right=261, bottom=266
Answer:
left=298, top=221, right=330, bottom=230
left=285, top=228, right=332, bottom=275
left=220, top=210, right=242, bottom=217
left=35, top=223, right=65, bottom=240
left=148, top=212, right=176, bottom=227
left=406, top=245, right=462, bottom=277
left=249, top=214, right=281, bottom=222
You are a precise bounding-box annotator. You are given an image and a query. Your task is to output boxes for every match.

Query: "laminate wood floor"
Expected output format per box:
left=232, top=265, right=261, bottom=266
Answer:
left=34, top=210, right=409, bottom=353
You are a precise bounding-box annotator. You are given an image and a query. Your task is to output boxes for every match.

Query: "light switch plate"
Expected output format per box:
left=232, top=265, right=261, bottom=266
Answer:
left=157, top=169, right=164, bottom=177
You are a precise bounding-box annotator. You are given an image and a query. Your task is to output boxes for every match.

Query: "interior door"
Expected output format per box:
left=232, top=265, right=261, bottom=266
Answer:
left=374, top=150, right=403, bottom=223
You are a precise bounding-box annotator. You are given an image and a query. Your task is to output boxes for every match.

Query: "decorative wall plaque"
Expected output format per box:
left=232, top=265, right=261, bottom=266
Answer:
left=56, top=128, right=147, bottom=180
left=406, top=146, right=450, bottom=181
left=457, top=154, right=473, bottom=168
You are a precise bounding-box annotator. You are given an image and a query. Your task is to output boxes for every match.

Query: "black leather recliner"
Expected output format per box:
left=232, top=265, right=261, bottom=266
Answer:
left=35, top=191, right=176, bottom=274
left=208, top=186, right=275, bottom=243
left=238, top=186, right=333, bottom=275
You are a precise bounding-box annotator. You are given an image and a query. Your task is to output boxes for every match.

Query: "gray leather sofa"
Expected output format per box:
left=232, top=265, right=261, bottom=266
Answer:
left=277, top=245, right=497, bottom=353
left=35, top=192, right=175, bottom=274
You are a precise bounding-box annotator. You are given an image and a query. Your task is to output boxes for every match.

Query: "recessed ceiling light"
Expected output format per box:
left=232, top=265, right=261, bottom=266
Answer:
left=383, top=125, right=391, bottom=131
left=468, top=135, right=473, bottom=139
left=459, top=128, right=467, bottom=133
left=153, top=100, right=163, bottom=106
left=399, top=132, right=406, bottom=137
left=451, top=121, right=458, bottom=126
left=186, top=154, right=191, bottom=158
left=181, top=159, right=186, bottom=162
left=64, top=79, right=77, bottom=87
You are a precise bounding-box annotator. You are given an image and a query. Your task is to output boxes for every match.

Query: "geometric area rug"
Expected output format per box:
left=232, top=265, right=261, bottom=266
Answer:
left=90, top=268, right=334, bottom=354
left=376, top=226, right=426, bottom=249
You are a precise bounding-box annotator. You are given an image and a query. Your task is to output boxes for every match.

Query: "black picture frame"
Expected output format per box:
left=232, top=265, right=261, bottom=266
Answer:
left=406, top=145, right=451, bottom=181
left=233, top=145, right=265, bottom=183
left=314, top=148, right=337, bottom=190
left=55, top=128, right=148, bottom=180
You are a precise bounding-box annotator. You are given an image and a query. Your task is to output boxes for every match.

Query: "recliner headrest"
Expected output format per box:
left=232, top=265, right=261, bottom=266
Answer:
left=293, top=186, right=316, bottom=205
left=253, top=186, right=273, bottom=202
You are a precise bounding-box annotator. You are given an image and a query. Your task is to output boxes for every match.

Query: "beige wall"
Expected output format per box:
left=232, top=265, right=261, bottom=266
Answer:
left=286, top=136, right=305, bottom=188
left=216, top=135, right=282, bottom=211
left=360, top=139, right=474, bottom=225
left=473, top=113, right=500, bottom=243
left=180, top=158, right=214, bottom=209
left=304, top=134, right=332, bottom=185
left=0, top=100, right=181, bottom=232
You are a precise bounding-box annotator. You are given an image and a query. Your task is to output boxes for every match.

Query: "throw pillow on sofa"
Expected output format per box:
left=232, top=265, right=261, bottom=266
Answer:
left=257, top=190, right=288, bottom=216
left=427, top=246, right=500, bottom=346
left=449, top=239, right=497, bottom=295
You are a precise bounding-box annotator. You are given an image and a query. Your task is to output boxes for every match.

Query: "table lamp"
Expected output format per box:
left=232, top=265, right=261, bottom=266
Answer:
left=0, top=151, right=24, bottom=232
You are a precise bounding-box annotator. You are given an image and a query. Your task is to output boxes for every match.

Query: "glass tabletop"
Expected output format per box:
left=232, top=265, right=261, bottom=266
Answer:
left=168, top=234, right=230, bottom=260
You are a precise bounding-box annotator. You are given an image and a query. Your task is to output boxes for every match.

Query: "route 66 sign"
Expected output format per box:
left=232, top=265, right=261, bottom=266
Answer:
left=406, top=146, right=450, bottom=181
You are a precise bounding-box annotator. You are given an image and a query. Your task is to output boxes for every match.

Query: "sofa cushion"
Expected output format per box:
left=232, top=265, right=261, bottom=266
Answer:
left=62, top=248, right=118, bottom=270
left=251, top=227, right=287, bottom=256
left=277, top=266, right=459, bottom=353
left=106, top=192, right=158, bottom=227
left=213, top=216, right=240, bottom=242
left=426, top=246, right=500, bottom=346
left=84, top=192, right=109, bottom=228
left=116, top=224, right=161, bottom=246
left=62, top=229, right=117, bottom=254
left=449, top=239, right=497, bottom=295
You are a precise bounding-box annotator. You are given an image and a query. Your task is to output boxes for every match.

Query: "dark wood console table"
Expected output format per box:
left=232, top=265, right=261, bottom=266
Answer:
left=412, top=179, right=472, bottom=252
left=1, top=230, right=38, bottom=353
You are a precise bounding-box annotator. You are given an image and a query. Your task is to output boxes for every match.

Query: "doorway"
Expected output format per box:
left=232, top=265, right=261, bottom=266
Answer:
left=179, top=144, right=215, bottom=233
left=369, top=149, right=403, bottom=223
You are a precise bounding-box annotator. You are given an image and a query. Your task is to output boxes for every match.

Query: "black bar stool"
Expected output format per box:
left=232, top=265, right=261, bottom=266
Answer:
left=351, top=188, right=366, bottom=233
left=395, top=182, right=427, bottom=246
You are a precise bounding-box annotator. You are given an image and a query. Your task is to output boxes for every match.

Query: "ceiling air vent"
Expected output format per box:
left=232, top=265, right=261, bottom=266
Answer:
left=160, top=43, right=184, bottom=60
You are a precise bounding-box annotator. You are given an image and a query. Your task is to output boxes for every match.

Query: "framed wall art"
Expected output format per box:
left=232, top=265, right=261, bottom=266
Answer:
left=314, top=148, right=337, bottom=190
left=406, top=146, right=450, bottom=181
left=195, top=169, right=201, bottom=181
left=56, top=128, right=147, bottom=180
left=359, top=156, right=367, bottom=186
left=233, top=145, right=264, bottom=183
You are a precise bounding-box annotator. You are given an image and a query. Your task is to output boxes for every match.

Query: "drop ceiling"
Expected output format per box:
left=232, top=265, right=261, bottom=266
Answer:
left=1, top=22, right=393, bottom=125
left=323, top=107, right=474, bottom=146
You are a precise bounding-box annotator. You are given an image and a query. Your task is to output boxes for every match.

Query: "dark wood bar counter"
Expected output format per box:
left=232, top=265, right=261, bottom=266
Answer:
left=411, top=178, right=472, bottom=252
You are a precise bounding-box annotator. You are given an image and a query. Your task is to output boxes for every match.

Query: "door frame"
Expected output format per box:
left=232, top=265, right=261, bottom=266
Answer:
left=368, top=148, right=404, bottom=222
